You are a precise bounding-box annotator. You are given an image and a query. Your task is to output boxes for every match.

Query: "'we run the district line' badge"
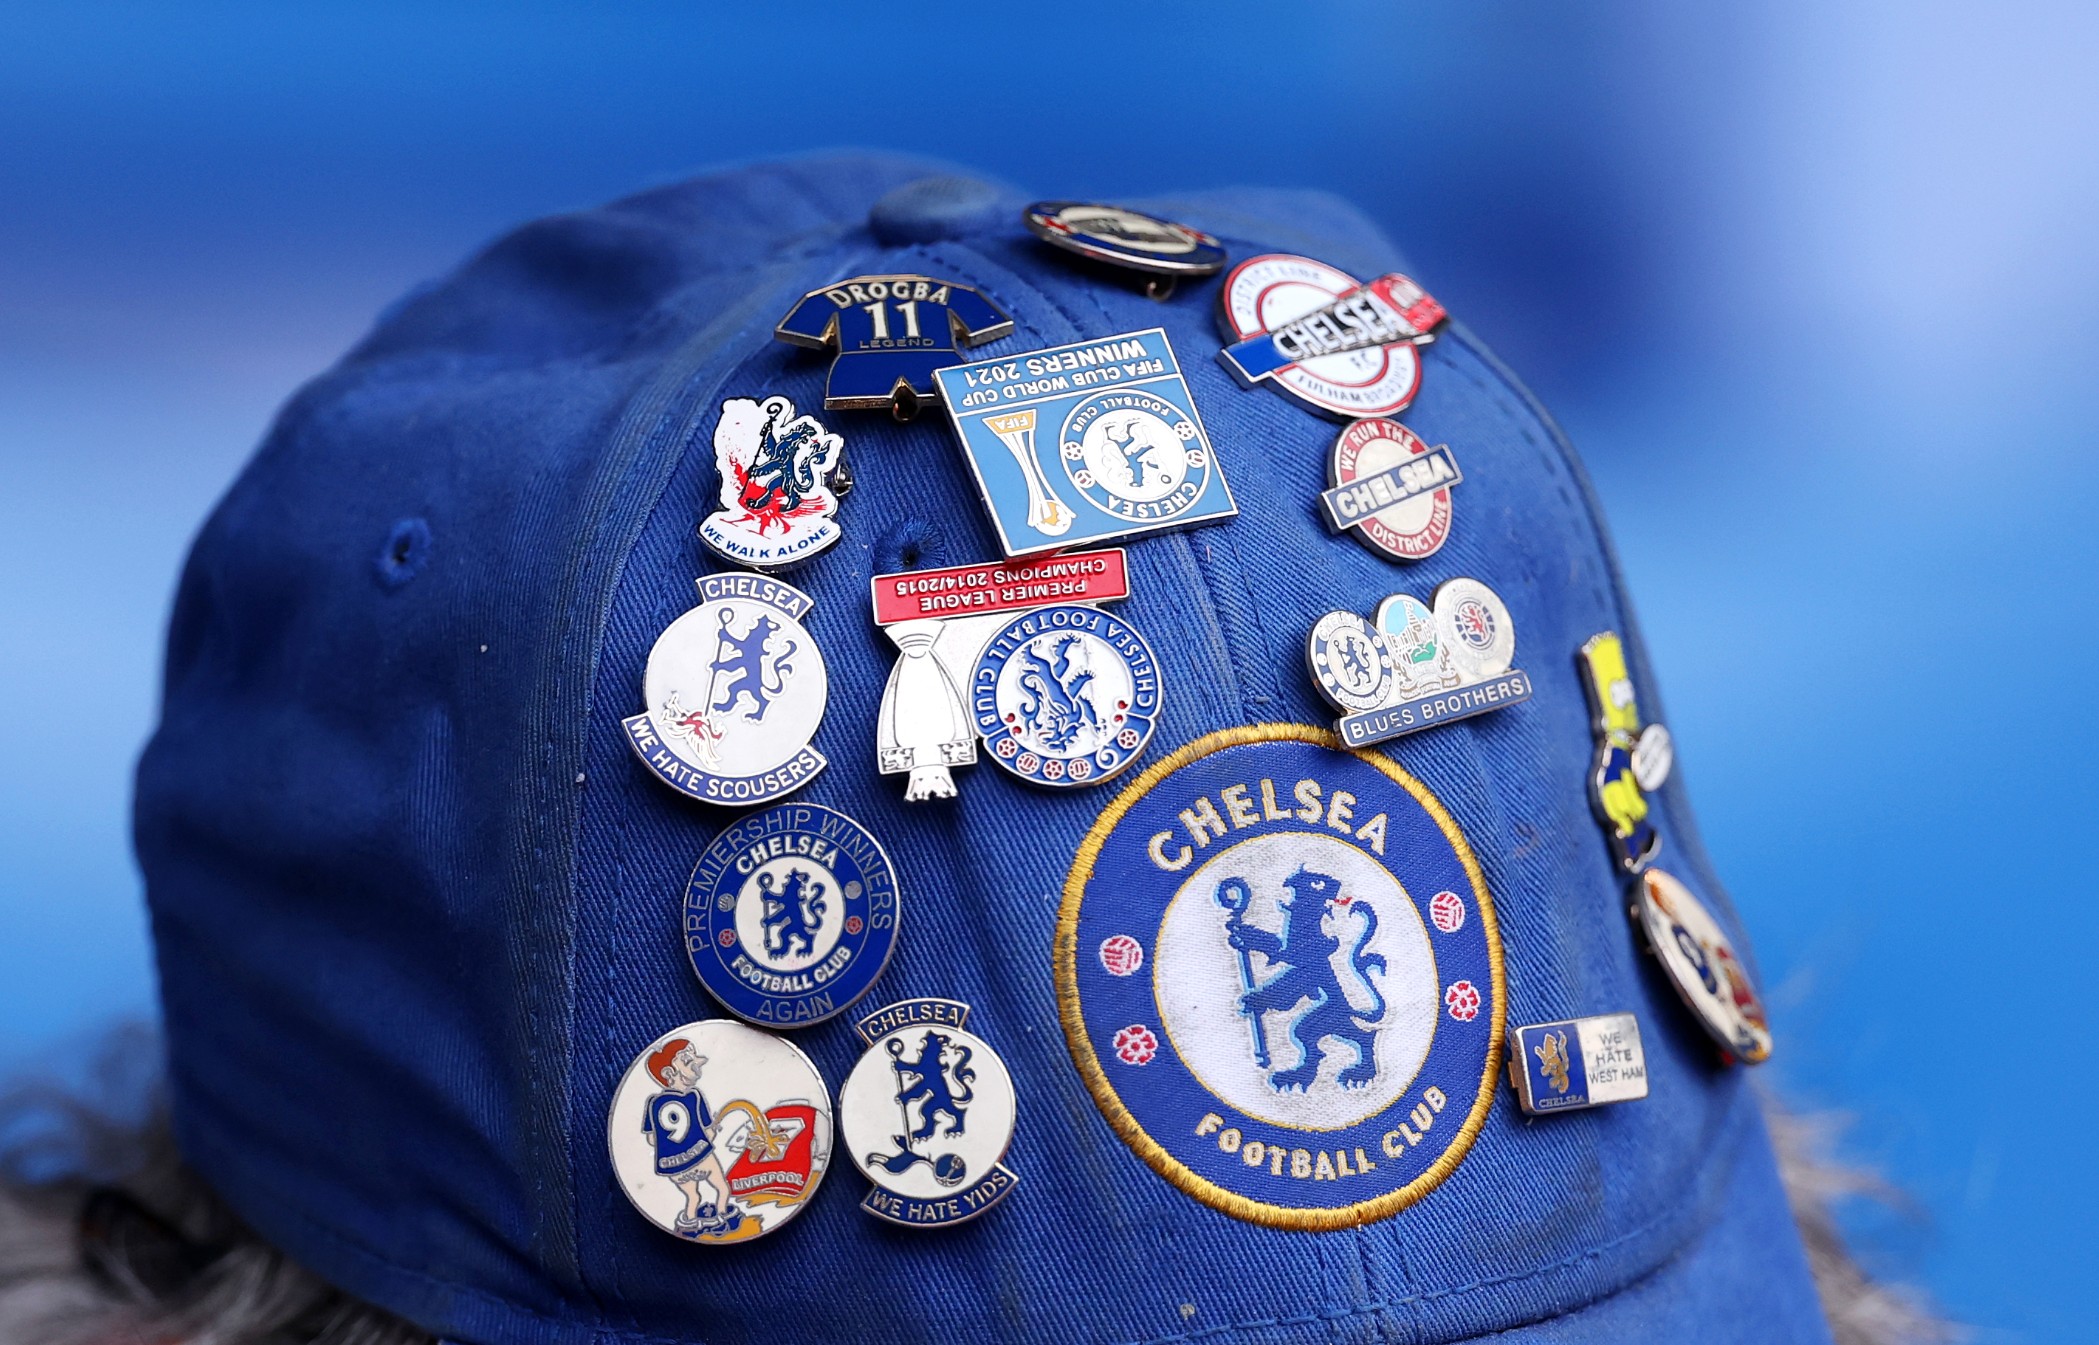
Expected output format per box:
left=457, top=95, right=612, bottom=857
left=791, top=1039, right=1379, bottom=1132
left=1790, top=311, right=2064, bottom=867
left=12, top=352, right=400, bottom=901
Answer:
left=1057, top=724, right=1504, bottom=1229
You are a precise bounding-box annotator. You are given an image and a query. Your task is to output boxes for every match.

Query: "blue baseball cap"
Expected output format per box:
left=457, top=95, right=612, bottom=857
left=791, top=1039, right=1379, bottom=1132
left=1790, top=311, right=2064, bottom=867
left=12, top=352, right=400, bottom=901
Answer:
left=134, top=153, right=1832, bottom=1343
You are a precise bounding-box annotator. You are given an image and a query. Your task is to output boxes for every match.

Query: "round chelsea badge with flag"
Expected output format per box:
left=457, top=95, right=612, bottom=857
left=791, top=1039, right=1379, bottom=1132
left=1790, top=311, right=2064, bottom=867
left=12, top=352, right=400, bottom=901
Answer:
left=1057, top=724, right=1503, bottom=1228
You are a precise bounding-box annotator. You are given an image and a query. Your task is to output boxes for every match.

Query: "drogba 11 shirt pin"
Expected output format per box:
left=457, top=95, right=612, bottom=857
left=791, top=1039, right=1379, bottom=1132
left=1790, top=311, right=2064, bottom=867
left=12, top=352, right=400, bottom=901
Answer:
left=773, top=273, right=1013, bottom=421
left=932, top=327, right=1236, bottom=557
left=1307, top=579, right=1532, bottom=745
left=1216, top=254, right=1447, bottom=420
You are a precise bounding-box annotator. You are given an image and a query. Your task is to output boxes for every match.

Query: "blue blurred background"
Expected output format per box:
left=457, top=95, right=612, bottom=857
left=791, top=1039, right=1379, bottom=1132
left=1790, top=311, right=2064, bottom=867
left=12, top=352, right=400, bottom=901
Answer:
left=3, top=2, right=2093, bottom=1338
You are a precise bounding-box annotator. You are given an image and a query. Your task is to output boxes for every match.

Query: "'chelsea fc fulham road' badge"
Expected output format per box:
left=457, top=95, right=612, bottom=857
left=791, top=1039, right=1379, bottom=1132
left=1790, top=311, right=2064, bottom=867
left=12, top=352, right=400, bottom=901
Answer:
left=623, top=573, right=828, bottom=806
left=1217, top=254, right=1446, bottom=420
left=1022, top=201, right=1227, bottom=299
left=838, top=999, right=1019, bottom=1227
left=1308, top=579, right=1532, bottom=746
left=1058, top=725, right=1503, bottom=1228
left=932, top=328, right=1237, bottom=558
left=1634, top=869, right=1773, bottom=1064
left=1578, top=632, right=1675, bottom=873
left=698, top=395, right=848, bottom=571
left=683, top=804, right=900, bottom=1027
left=1319, top=419, right=1462, bottom=563
left=608, top=1019, right=832, bottom=1244
left=973, top=604, right=1161, bottom=788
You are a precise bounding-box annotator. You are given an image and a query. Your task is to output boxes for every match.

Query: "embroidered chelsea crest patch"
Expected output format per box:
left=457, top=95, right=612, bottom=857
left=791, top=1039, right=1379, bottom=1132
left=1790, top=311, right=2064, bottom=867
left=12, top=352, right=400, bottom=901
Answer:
left=1057, top=724, right=1503, bottom=1229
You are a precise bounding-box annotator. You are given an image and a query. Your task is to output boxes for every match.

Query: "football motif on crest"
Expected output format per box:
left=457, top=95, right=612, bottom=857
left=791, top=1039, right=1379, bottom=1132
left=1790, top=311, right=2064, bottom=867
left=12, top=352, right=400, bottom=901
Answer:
left=1099, top=934, right=1144, bottom=977
left=1429, top=890, right=1465, bottom=933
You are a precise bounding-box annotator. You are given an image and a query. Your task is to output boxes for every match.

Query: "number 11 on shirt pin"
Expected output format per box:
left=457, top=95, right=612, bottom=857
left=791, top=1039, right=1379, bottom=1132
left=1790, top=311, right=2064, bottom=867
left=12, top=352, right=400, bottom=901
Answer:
left=775, top=274, right=1014, bottom=421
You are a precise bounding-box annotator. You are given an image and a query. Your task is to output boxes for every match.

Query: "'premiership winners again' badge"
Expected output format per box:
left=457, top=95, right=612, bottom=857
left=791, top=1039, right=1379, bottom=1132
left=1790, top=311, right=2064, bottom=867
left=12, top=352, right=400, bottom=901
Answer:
left=1057, top=725, right=1504, bottom=1228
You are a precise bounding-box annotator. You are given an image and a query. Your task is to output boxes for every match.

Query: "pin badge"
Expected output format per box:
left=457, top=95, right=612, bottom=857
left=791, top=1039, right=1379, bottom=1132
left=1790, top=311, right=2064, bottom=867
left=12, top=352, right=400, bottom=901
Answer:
left=623, top=573, right=828, bottom=806
left=773, top=274, right=1013, bottom=420
left=1216, top=254, right=1446, bottom=420
left=1319, top=419, right=1462, bottom=562
left=683, top=804, right=900, bottom=1027
left=607, top=1019, right=833, bottom=1243
left=870, top=549, right=1132, bottom=800
left=1633, top=869, right=1773, bottom=1064
left=932, top=328, right=1236, bottom=557
left=1508, top=1013, right=1648, bottom=1115
left=698, top=395, right=849, bottom=571
left=1307, top=579, right=1532, bottom=746
left=838, top=998, right=1019, bottom=1227
left=1578, top=632, right=1675, bottom=873
left=1022, top=201, right=1226, bottom=299
left=973, top=603, right=1161, bottom=788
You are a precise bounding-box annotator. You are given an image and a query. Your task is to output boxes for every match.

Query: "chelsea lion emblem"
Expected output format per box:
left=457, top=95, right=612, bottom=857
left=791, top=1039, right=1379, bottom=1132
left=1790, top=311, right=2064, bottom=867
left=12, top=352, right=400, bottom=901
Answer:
left=1057, top=724, right=1503, bottom=1228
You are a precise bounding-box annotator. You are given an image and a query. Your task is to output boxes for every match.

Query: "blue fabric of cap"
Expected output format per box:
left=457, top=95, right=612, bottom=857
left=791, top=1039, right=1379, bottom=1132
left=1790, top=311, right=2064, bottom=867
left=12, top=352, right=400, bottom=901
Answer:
left=134, top=152, right=1832, bottom=1344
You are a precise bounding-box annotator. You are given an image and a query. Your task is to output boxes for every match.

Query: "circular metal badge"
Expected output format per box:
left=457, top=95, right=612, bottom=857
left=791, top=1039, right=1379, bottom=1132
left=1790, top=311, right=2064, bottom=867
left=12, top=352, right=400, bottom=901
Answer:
left=838, top=999, right=1020, bottom=1227
left=1306, top=611, right=1394, bottom=712
left=1057, top=387, right=1212, bottom=524
left=1326, top=419, right=1457, bottom=562
left=606, top=1019, right=833, bottom=1243
left=1217, top=254, right=1425, bottom=419
left=971, top=604, right=1161, bottom=788
left=623, top=575, right=829, bottom=807
left=1430, top=578, right=1516, bottom=684
left=1058, top=724, right=1505, bottom=1229
left=1023, top=201, right=1227, bottom=277
left=683, top=804, right=900, bottom=1028
left=1633, top=869, right=1774, bottom=1064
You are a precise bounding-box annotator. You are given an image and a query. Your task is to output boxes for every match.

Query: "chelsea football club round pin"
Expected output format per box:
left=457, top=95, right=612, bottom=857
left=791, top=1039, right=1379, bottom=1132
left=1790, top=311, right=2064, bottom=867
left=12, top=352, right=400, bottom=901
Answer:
left=621, top=573, right=828, bottom=806
left=1023, top=201, right=1227, bottom=299
left=697, top=395, right=849, bottom=571
left=1058, top=724, right=1504, bottom=1229
left=683, top=804, right=900, bottom=1028
left=1633, top=868, right=1774, bottom=1064
left=607, top=1019, right=833, bottom=1244
left=1318, top=419, right=1462, bottom=562
left=971, top=604, right=1162, bottom=788
left=1216, top=254, right=1445, bottom=420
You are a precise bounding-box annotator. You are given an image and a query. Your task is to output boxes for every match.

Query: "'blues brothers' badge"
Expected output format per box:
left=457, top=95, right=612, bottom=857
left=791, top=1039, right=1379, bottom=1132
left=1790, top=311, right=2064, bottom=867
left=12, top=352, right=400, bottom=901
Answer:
left=1578, top=632, right=1674, bottom=873
left=1634, top=869, right=1773, bottom=1064
left=623, top=574, right=828, bottom=806
left=932, top=328, right=1237, bottom=557
left=1216, top=254, right=1445, bottom=420
left=972, top=604, right=1161, bottom=788
left=1509, top=1013, right=1649, bottom=1115
left=1057, top=725, right=1504, bottom=1228
left=773, top=274, right=1012, bottom=420
left=682, top=804, right=900, bottom=1027
left=1307, top=579, right=1532, bottom=746
left=1319, top=418, right=1461, bottom=563
left=838, top=998, right=1019, bottom=1227
left=698, top=396, right=848, bottom=572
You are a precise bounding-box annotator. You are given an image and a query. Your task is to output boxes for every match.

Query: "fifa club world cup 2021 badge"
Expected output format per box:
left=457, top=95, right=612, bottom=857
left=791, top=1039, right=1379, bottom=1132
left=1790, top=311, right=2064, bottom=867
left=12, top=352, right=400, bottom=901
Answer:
left=1216, top=254, right=1446, bottom=421
left=1307, top=579, right=1532, bottom=746
left=838, top=999, right=1019, bottom=1227
left=1633, top=869, right=1773, bottom=1064
left=607, top=1019, right=832, bottom=1244
left=1577, top=632, right=1675, bottom=873
left=972, top=603, right=1161, bottom=789
left=698, top=395, right=848, bottom=572
left=931, top=328, right=1236, bottom=558
left=682, top=804, right=900, bottom=1028
left=870, top=548, right=1134, bottom=801
left=1057, top=724, right=1504, bottom=1228
left=1319, top=418, right=1462, bottom=563
left=772, top=274, right=1013, bottom=421
left=623, top=573, right=828, bottom=807
left=1022, top=200, right=1228, bottom=300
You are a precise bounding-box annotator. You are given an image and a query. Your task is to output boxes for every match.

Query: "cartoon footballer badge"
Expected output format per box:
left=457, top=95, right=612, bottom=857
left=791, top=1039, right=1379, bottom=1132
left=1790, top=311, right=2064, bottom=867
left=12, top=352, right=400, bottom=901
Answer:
left=607, top=1019, right=832, bottom=1244
left=838, top=999, right=1019, bottom=1227
left=698, top=395, right=848, bottom=571
left=683, top=804, right=900, bottom=1028
left=622, top=573, right=828, bottom=807
left=1057, top=724, right=1504, bottom=1228
left=1633, top=869, right=1774, bottom=1064
left=1577, top=632, right=1675, bottom=873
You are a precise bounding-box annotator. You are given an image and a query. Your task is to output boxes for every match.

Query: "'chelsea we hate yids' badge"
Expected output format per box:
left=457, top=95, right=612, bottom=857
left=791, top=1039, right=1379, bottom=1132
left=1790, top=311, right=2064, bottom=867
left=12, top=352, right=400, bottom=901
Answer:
left=1058, top=725, right=1504, bottom=1228
left=623, top=573, right=828, bottom=806
left=684, top=804, right=900, bottom=1028
left=933, top=328, right=1236, bottom=558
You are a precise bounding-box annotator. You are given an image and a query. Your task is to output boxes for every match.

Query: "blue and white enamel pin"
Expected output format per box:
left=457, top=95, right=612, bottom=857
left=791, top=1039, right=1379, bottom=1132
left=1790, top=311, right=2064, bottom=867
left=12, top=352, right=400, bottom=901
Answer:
left=1058, top=724, right=1504, bottom=1228
left=1022, top=201, right=1226, bottom=300
left=932, top=328, right=1237, bottom=557
left=1307, top=578, right=1532, bottom=746
left=622, top=573, right=828, bottom=806
left=773, top=274, right=1013, bottom=421
left=1509, top=1013, right=1648, bottom=1115
left=838, top=998, right=1019, bottom=1227
left=683, top=804, right=900, bottom=1027
left=697, top=395, right=848, bottom=572
left=972, top=603, right=1162, bottom=788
